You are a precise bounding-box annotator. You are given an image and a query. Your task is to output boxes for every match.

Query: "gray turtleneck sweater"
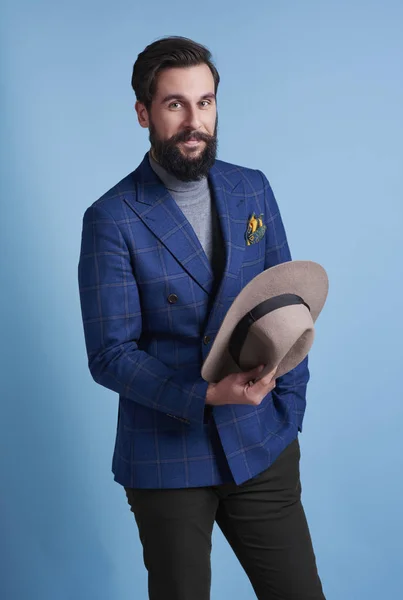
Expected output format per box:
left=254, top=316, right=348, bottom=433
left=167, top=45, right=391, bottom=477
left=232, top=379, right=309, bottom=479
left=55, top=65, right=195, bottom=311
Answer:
left=148, top=151, right=225, bottom=283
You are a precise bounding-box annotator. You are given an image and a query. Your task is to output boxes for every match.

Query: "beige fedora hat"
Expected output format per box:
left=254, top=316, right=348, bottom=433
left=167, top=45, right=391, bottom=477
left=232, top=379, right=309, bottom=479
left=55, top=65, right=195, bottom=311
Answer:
left=201, top=260, right=329, bottom=383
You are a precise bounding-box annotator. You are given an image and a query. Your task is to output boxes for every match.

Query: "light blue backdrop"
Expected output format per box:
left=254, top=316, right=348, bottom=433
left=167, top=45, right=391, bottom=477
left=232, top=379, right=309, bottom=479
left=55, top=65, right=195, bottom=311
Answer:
left=1, top=1, right=402, bottom=598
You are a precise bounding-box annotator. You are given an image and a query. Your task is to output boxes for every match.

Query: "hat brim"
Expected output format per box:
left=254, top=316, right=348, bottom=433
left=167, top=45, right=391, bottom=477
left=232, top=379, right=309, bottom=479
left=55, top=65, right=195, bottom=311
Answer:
left=201, top=260, right=329, bottom=382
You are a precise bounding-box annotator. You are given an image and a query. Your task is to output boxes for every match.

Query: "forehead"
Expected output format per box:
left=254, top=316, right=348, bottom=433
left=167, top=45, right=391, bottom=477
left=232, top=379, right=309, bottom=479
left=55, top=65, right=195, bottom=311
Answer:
left=154, top=64, right=215, bottom=98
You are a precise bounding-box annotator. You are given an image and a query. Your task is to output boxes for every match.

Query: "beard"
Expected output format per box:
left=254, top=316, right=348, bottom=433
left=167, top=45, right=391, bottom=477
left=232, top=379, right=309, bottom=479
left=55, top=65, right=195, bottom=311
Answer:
left=148, top=116, right=218, bottom=182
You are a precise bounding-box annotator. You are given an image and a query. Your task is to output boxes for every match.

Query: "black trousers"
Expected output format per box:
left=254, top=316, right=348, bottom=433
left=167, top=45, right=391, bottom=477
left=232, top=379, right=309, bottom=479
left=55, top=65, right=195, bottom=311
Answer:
left=124, top=437, right=326, bottom=600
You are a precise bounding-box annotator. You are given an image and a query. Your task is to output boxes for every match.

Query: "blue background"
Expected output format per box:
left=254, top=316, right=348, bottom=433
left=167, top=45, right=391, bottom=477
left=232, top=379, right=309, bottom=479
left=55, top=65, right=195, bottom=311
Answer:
left=1, top=1, right=402, bottom=598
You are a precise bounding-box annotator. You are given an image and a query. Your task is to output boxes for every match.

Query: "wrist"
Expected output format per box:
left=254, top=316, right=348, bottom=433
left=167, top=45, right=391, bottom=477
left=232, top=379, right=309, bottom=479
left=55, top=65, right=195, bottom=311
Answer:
left=205, top=382, right=217, bottom=406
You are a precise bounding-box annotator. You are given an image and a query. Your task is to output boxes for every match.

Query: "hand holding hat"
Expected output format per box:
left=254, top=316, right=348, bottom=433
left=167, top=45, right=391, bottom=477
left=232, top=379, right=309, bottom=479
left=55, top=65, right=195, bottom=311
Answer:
left=205, top=363, right=279, bottom=408
left=202, top=260, right=329, bottom=384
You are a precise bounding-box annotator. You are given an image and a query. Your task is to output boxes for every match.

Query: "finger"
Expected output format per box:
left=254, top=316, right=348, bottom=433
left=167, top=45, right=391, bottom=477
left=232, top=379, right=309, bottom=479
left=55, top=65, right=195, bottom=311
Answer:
left=253, top=372, right=278, bottom=394
left=267, top=364, right=278, bottom=377
left=253, top=365, right=278, bottom=385
left=249, top=364, right=265, bottom=376
left=239, top=364, right=265, bottom=383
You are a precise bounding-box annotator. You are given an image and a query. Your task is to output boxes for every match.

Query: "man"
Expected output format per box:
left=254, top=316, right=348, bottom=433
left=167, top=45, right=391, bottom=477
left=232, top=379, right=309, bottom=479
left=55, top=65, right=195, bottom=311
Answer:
left=78, top=36, right=325, bottom=600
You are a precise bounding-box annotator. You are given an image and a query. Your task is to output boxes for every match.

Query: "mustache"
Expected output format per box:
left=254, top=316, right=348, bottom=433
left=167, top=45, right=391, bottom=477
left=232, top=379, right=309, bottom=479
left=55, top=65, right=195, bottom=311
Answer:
left=172, top=131, right=214, bottom=144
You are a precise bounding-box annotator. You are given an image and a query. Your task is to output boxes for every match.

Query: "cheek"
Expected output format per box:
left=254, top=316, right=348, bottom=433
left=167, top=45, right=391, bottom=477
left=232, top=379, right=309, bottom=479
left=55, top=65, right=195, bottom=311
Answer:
left=206, top=113, right=217, bottom=135
left=163, top=119, right=183, bottom=140
left=150, top=112, right=176, bottom=140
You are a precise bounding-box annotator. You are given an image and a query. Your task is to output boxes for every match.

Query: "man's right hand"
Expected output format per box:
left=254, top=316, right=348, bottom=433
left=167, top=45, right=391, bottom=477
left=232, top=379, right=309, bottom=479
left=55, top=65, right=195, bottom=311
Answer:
left=205, top=364, right=278, bottom=407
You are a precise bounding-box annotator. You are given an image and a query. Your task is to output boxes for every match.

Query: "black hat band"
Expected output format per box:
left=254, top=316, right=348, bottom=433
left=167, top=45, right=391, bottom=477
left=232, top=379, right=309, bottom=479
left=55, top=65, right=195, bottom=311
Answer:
left=228, top=293, right=311, bottom=368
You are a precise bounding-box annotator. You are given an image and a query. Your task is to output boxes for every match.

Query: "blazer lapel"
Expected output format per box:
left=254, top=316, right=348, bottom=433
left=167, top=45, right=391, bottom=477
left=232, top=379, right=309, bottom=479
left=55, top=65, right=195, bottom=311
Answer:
left=122, top=153, right=214, bottom=294
left=207, top=164, right=248, bottom=303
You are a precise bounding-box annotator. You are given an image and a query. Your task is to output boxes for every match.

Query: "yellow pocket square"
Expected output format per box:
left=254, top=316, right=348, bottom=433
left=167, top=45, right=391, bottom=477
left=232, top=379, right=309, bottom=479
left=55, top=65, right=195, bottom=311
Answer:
left=245, top=213, right=267, bottom=246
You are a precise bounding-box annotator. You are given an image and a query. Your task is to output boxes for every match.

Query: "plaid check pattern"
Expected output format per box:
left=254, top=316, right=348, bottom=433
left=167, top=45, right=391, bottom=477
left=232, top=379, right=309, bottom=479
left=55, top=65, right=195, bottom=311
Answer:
left=78, top=152, right=310, bottom=489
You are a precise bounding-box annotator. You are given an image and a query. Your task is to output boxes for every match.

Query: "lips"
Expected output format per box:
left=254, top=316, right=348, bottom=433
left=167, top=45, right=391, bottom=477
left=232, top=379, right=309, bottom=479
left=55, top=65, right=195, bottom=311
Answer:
left=182, top=137, right=204, bottom=144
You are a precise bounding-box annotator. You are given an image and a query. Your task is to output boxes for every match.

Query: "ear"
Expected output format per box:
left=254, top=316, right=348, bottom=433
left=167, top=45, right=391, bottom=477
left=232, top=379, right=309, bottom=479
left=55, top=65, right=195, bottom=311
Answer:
left=135, top=101, right=150, bottom=129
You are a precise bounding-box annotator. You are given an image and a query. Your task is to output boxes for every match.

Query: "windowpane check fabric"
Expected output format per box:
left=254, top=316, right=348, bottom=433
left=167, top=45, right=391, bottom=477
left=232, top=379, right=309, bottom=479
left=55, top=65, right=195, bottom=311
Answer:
left=77, top=152, right=310, bottom=489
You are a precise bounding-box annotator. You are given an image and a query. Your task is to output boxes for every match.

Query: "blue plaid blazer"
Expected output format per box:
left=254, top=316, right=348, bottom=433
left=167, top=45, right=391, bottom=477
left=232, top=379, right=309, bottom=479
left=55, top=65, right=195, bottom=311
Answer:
left=78, top=151, right=310, bottom=489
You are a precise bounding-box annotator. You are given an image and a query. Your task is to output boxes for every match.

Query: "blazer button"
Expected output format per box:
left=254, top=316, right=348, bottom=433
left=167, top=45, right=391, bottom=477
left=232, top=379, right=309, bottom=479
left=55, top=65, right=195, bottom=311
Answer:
left=203, top=335, right=211, bottom=345
left=167, top=294, right=178, bottom=304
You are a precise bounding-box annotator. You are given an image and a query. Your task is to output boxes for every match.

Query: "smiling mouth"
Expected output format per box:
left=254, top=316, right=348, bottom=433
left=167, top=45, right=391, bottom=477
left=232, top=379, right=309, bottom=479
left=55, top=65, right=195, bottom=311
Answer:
left=181, top=139, right=204, bottom=146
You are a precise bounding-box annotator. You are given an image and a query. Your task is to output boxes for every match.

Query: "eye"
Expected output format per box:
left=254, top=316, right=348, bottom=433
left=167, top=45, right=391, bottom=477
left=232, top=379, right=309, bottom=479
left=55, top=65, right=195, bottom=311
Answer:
left=168, top=100, right=212, bottom=109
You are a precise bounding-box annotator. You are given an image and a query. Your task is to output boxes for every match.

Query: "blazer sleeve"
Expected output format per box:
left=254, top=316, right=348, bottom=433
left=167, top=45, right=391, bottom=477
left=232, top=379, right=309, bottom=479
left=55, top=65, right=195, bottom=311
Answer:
left=77, top=203, right=209, bottom=427
left=257, top=170, right=310, bottom=432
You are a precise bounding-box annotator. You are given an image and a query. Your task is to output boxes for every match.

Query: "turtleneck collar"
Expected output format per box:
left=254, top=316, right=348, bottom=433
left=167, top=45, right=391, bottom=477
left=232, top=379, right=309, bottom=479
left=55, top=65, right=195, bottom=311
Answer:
left=148, top=149, right=209, bottom=194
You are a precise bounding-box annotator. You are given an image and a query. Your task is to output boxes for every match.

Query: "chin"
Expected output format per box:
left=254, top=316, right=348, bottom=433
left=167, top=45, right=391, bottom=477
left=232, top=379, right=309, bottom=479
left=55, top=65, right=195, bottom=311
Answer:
left=180, top=148, right=201, bottom=158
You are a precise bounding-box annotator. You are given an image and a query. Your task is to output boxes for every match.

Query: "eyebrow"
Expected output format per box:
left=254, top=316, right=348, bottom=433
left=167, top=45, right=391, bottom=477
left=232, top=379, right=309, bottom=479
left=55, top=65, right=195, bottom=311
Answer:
left=161, top=92, right=216, bottom=104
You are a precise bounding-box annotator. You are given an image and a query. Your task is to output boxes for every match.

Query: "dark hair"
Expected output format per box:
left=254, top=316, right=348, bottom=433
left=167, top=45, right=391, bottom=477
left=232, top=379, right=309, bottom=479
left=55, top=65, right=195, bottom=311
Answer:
left=131, top=36, right=220, bottom=110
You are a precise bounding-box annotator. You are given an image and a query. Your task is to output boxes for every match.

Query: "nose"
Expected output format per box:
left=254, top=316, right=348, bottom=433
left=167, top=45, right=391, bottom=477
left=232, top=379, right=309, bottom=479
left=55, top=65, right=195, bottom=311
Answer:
left=182, top=106, right=203, bottom=132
